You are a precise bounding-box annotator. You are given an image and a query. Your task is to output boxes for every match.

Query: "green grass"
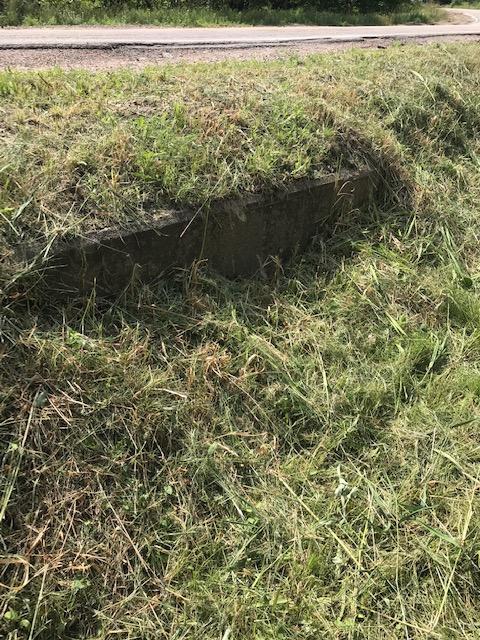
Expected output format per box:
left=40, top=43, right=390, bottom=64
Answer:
left=451, top=1, right=480, bottom=7
left=3, top=43, right=480, bottom=638
left=0, top=2, right=445, bottom=26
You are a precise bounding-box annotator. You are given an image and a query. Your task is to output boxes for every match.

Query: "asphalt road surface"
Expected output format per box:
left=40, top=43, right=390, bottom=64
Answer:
left=1, top=8, right=480, bottom=50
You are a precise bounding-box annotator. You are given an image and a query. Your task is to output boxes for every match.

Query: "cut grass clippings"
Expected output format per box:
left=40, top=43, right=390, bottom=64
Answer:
left=2, top=42, right=480, bottom=638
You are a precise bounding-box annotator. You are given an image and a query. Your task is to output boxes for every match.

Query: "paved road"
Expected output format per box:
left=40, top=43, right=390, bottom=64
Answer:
left=0, top=8, right=479, bottom=49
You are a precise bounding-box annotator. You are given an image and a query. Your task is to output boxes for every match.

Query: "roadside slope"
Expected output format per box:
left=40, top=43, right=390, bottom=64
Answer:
left=2, top=43, right=480, bottom=639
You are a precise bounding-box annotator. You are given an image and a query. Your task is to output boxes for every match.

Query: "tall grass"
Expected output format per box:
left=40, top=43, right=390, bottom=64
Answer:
left=0, top=0, right=444, bottom=26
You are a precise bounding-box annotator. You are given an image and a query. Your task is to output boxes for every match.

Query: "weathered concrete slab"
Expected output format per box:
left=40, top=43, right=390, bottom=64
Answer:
left=32, top=168, right=376, bottom=293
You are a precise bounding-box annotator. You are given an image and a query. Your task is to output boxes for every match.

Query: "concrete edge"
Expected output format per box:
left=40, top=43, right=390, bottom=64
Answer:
left=22, top=168, right=378, bottom=294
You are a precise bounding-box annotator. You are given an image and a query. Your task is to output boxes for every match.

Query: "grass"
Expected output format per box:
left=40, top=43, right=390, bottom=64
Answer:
left=451, top=1, right=480, bottom=7
left=2, top=42, right=480, bottom=638
left=0, top=2, right=445, bottom=27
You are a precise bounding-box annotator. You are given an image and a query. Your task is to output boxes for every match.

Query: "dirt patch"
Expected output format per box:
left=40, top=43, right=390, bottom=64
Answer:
left=1, top=34, right=479, bottom=70
left=442, top=10, right=475, bottom=25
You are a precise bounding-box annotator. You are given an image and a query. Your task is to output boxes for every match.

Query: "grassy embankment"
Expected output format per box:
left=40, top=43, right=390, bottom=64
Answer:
left=0, top=2, right=445, bottom=26
left=2, top=43, right=480, bottom=638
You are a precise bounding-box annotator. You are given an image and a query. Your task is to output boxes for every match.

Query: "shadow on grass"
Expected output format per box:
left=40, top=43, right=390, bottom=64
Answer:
left=0, top=148, right=416, bottom=462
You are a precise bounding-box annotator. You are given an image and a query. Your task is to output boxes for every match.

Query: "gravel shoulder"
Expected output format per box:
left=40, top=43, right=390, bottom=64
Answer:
left=0, top=33, right=479, bottom=69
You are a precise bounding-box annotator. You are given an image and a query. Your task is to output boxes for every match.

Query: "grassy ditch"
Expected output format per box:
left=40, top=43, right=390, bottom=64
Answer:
left=2, top=43, right=480, bottom=638
left=0, top=2, right=445, bottom=26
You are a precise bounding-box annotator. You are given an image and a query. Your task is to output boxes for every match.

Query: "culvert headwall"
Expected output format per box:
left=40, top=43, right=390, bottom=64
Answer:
left=30, top=168, right=377, bottom=294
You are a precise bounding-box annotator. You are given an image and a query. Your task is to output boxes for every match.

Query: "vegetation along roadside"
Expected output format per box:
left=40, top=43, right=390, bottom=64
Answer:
left=0, top=0, right=445, bottom=27
left=2, top=42, right=480, bottom=638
